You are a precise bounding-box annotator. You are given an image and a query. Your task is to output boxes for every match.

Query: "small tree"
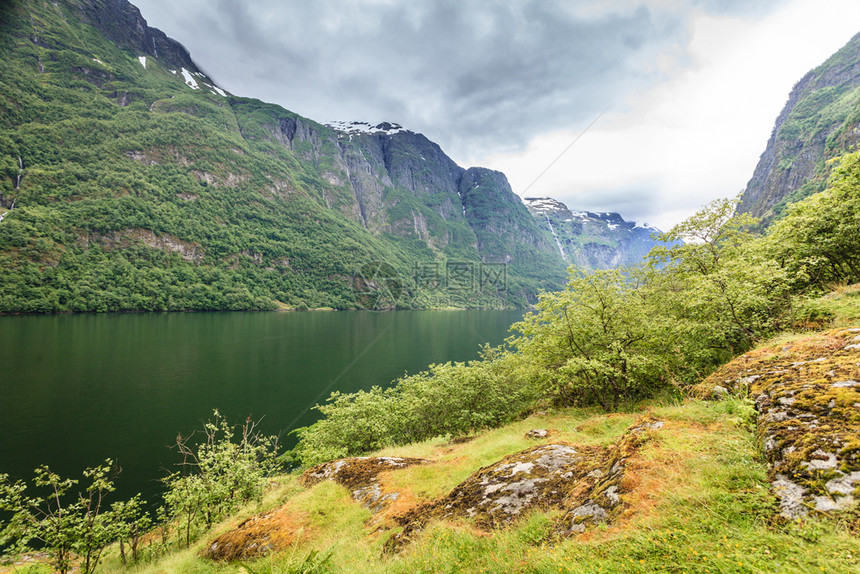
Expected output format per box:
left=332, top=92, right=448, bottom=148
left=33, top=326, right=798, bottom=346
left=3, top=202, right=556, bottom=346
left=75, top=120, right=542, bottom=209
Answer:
left=75, top=462, right=118, bottom=574
left=651, top=197, right=791, bottom=356
left=0, top=460, right=121, bottom=574
left=510, top=267, right=676, bottom=410
left=162, top=410, right=280, bottom=547
left=110, top=494, right=151, bottom=564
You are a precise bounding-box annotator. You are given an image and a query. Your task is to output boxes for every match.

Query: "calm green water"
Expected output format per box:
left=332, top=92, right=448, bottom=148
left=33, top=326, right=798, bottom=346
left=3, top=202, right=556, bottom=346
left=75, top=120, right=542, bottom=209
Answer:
left=0, top=310, right=522, bottom=502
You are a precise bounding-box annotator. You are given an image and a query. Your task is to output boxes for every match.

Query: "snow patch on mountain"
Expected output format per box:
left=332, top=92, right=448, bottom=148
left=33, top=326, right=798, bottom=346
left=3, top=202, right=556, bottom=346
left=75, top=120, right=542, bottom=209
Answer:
left=634, top=222, right=659, bottom=231
left=137, top=56, right=146, bottom=69
left=326, top=121, right=408, bottom=136
left=522, top=197, right=568, bottom=214
left=180, top=67, right=199, bottom=90
left=203, top=82, right=228, bottom=97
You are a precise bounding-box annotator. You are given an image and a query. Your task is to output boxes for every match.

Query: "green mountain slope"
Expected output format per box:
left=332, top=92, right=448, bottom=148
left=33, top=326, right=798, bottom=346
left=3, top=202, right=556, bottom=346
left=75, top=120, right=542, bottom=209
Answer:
left=0, top=0, right=567, bottom=313
left=739, top=31, right=860, bottom=222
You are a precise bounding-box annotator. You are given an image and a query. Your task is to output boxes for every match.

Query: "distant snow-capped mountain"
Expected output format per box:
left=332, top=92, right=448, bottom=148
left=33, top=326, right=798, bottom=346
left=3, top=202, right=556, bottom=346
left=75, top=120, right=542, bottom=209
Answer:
left=522, top=197, right=673, bottom=269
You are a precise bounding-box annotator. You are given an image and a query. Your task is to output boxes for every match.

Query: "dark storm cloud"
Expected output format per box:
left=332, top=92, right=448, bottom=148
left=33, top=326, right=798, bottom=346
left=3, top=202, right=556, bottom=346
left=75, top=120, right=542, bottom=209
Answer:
left=132, top=0, right=785, bottom=160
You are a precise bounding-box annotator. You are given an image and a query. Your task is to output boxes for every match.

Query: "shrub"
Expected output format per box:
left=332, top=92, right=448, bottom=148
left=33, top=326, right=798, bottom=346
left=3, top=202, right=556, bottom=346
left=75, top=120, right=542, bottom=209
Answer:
left=290, top=348, right=535, bottom=466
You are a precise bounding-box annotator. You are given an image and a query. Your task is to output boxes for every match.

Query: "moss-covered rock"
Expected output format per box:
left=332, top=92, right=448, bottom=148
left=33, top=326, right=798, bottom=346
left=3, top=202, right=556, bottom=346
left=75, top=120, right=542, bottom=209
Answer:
left=385, top=416, right=662, bottom=551
left=300, top=456, right=429, bottom=514
left=697, top=327, right=860, bottom=518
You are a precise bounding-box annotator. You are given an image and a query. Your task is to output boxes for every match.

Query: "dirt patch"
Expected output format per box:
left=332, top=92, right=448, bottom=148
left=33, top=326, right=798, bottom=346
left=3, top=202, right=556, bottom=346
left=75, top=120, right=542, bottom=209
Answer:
left=385, top=416, right=663, bottom=552
left=697, top=327, right=860, bottom=519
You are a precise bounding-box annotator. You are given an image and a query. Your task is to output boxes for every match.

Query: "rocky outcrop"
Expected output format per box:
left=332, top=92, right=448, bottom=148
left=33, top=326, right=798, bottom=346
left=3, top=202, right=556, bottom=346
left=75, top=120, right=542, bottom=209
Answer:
left=299, top=456, right=429, bottom=514
left=84, top=228, right=204, bottom=263
left=203, top=419, right=662, bottom=561
left=738, top=32, right=860, bottom=222
left=385, top=416, right=662, bottom=551
left=204, top=456, right=428, bottom=561
left=696, top=328, right=860, bottom=519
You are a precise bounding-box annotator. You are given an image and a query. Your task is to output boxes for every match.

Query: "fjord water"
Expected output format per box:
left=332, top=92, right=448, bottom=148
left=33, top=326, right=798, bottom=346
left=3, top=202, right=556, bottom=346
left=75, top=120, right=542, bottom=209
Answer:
left=0, top=310, right=522, bottom=502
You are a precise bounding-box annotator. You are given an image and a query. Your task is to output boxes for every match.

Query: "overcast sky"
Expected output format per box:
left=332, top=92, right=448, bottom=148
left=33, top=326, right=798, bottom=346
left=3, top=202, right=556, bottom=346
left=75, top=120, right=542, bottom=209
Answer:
left=132, top=0, right=860, bottom=230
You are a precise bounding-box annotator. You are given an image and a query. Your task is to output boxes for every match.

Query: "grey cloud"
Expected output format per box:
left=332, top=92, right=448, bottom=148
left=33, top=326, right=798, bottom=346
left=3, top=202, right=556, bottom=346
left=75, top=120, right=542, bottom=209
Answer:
left=555, top=184, right=663, bottom=220
left=133, top=0, right=786, bottom=161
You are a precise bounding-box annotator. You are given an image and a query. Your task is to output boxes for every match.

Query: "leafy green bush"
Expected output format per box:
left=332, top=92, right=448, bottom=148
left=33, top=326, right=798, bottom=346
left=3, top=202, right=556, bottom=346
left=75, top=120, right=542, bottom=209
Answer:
left=767, top=151, right=860, bottom=287
left=290, top=348, right=536, bottom=466
left=509, top=268, right=676, bottom=410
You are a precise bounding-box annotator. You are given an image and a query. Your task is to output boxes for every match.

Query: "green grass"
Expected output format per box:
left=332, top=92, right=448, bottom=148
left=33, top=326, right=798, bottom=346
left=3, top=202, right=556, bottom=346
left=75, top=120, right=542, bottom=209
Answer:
left=74, top=396, right=856, bottom=574
left=797, top=284, right=860, bottom=327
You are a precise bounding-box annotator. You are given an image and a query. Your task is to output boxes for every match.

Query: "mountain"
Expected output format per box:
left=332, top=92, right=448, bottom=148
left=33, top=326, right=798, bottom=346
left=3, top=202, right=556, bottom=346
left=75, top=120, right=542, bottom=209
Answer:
left=522, top=197, right=668, bottom=269
left=738, top=31, right=860, bottom=222
left=0, top=0, right=568, bottom=312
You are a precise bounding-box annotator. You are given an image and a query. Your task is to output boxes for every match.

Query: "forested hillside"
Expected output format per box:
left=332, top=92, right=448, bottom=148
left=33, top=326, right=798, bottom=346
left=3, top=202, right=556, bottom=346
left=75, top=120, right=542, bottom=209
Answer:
left=0, top=0, right=569, bottom=313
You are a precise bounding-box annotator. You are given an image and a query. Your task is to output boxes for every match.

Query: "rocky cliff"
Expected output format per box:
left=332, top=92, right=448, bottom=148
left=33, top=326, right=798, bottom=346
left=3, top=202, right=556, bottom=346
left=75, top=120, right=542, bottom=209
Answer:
left=739, top=31, right=860, bottom=222
left=72, top=0, right=204, bottom=76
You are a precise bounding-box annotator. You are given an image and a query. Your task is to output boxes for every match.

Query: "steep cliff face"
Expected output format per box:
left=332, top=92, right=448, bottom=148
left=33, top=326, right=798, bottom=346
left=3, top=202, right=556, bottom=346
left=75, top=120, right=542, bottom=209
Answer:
left=327, top=123, right=468, bottom=245
left=523, top=197, right=670, bottom=269
left=460, top=169, right=557, bottom=263
left=257, top=112, right=568, bottom=276
left=72, top=0, right=204, bottom=76
left=739, top=32, right=860, bottom=222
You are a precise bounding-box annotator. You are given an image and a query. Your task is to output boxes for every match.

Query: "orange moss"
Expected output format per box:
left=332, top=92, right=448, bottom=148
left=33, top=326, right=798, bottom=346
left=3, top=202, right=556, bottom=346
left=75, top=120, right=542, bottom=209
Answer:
left=202, top=505, right=310, bottom=561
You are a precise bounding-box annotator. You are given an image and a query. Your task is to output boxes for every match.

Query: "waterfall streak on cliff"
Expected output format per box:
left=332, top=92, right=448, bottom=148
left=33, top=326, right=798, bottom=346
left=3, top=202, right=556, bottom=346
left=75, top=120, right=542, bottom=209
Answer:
left=545, top=215, right=566, bottom=262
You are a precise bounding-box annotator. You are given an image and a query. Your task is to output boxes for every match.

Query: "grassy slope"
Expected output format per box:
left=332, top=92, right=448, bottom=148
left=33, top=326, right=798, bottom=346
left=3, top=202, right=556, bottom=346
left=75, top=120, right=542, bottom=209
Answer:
left=86, top=401, right=855, bottom=574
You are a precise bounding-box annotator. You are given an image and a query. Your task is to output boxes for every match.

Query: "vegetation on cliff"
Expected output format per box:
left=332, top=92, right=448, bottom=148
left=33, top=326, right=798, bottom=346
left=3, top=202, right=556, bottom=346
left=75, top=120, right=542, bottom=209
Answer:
left=739, top=30, right=860, bottom=223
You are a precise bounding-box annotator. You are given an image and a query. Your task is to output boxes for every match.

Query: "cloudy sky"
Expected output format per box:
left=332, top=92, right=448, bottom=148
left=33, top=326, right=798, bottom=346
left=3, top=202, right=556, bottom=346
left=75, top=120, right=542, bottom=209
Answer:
left=132, top=0, right=860, bottom=230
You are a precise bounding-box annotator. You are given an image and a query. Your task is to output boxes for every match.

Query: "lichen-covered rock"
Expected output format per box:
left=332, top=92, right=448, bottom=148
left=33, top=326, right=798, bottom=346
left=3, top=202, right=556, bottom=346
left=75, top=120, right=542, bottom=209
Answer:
left=300, top=456, right=429, bottom=513
left=204, top=456, right=428, bottom=561
left=385, top=416, right=662, bottom=551
left=698, top=327, right=860, bottom=518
